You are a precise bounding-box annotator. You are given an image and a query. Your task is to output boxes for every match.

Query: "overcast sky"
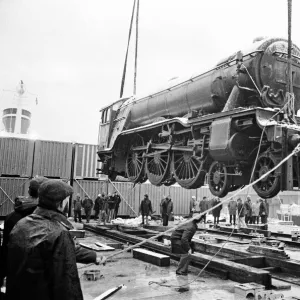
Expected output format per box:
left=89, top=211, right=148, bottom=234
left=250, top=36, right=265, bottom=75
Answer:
left=0, top=0, right=299, bottom=144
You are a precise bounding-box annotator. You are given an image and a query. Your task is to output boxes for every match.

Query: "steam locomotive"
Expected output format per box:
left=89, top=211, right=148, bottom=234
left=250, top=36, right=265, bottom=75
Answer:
left=97, top=37, right=300, bottom=199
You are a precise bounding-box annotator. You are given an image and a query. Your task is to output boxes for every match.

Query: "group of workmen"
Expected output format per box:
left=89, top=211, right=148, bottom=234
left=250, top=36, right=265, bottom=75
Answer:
left=189, top=194, right=269, bottom=228
left=138, top=194, right=174, bottom=226
left=0, top=177, right=106, bottom=300
left=72, top=192, right=121, bottom=224
left=227, top=195, right=269, bottom=227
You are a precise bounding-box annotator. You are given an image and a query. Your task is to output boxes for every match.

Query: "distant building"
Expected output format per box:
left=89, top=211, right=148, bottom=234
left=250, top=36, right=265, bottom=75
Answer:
left=1, top=80, right=37, bottom=136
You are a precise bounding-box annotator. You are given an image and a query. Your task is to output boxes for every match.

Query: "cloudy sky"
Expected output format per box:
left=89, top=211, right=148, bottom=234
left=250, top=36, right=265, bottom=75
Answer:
left=0, top=0, right=299, bottom=144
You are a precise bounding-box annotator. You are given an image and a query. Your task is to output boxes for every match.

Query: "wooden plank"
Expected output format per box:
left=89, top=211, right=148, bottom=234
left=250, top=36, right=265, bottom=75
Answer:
left=133, top=248, right=170, bottom=267
left=247, top=245, right=290, bottom=259
left=94, top=242, right=115, bottom=251
left=214, top=237, right=250, bottom=244
left=79, top=243, right=103, bottom=251
left=247, top=224, right=268, bottom=231
left=105, top=242, right=124, bottom=249
left=218, top=225, right=271, bottom=237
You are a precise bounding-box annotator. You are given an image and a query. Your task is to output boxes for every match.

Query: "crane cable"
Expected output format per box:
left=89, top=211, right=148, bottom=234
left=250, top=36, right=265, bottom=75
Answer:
left=133, top=0, right=139, bottom=95
left=119, top=0, right=137, bottom=98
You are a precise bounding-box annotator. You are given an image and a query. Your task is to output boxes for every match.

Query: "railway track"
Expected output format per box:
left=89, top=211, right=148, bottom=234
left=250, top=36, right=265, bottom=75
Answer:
left=83, top=223, right=300, bottom=289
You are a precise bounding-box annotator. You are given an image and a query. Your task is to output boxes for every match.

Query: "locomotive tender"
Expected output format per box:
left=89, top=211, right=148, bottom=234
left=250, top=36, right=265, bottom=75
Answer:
left=98, top=37, right=300, bottom=198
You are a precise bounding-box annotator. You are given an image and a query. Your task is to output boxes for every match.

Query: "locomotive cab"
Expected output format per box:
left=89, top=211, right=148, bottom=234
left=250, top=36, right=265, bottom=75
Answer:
left=98, top=99, right=126, bottom=150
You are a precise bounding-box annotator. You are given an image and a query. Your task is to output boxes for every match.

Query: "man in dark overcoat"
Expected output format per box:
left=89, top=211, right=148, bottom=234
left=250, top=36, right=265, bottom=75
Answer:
left=139, top=194, right=153, bottom=225
left=161, top=196, right=173, bottom=226
left=6, top=180, right=85, bottom=300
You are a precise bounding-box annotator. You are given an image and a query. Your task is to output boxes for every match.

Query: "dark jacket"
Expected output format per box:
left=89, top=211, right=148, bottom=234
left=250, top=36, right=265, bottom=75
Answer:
left=162, top=198, right=173, bottom=216
left=237, top=202, right=245, bottom=217
left=82, top=197, right=93, bottom=210
left=212, top=199, right=222, bottom=217
left=199, top=199, right=208, bottom=213
left=140, top=198, right=153, bottom=215
left=94, top=196, right=107, bottom=211
left=259, top=201, right=267, bottom=216
left=6, top=207, right=83, bottom=300
left=113, top=194, right=121, bottom=209
left=244, top=200, right=252, bottom=217
left=94, top=196, right=101, bottom=211
left=1, top=198, right=96, bottom=285
left=171, top=220, right=198, bottom=253
left=107, top=196, right=115, bottom=210
left=0, top=196, right=38, bottom=284
left=160, top=198, right=165, bottom=215
left=228, top=199, right=237, bottom=215
left=265, top=200, right=269, bottom=216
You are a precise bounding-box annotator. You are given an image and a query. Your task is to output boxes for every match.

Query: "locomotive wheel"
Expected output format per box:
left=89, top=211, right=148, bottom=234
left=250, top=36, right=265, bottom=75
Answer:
left=171, top=151, right=206, bottom=189
left=145, top=150, right=171, bottom=186
left=208, top=161, right=230, bottom=198
left=253, top=152, right=281, bottom=198
left=125, top=135, right=146, bottom=183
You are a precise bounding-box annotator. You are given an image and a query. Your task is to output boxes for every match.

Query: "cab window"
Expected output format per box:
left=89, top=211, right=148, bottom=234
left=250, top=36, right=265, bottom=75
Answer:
left=101, top=108, right=111, bottom=124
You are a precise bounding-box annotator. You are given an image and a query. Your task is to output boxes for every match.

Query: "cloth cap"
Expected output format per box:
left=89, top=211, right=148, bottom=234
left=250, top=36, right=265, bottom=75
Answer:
left=29, top=177, right=48, bottom=194
left=192, top=196, right=196, bottom=199
left=38, top=180, right=73, bottom=209
left=144, top=194, right=148, bottom=198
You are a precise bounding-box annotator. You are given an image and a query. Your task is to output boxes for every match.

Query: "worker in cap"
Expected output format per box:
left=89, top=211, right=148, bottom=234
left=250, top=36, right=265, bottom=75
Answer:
left=161, top=195, right=173, bottom=226
left=170, top=214, right=202, bottom=275
left=6, top=180, right=84, bottom=300
left=73, top=192, right=82, bottom=223
left=139, top=194, right=153, bottom=225
left=0, top=176, right=48, bottom=287
left=113, top=191, right=121, bottom=219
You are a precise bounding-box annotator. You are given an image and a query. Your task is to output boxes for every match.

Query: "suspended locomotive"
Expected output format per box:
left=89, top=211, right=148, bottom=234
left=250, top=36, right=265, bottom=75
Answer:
left=97, top=37, right=300, bottom=198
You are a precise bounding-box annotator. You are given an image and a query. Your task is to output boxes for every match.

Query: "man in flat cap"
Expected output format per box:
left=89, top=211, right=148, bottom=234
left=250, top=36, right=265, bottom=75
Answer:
left=5, top=180, right=90, bottom=300
left=139, top=194, right=153, bottom=225
left=0, top=176, right=48, bottom=288
left=170, top=215, right=201, bottom=275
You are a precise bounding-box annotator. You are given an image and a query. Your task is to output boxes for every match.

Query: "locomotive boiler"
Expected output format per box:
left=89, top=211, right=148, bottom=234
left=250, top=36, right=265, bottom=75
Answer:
left=97, top=37, right=300, bottom=198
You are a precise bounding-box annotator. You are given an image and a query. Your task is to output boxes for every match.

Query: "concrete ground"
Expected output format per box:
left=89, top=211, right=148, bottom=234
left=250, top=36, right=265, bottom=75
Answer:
left=74, top=220, right=300, bottom=300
